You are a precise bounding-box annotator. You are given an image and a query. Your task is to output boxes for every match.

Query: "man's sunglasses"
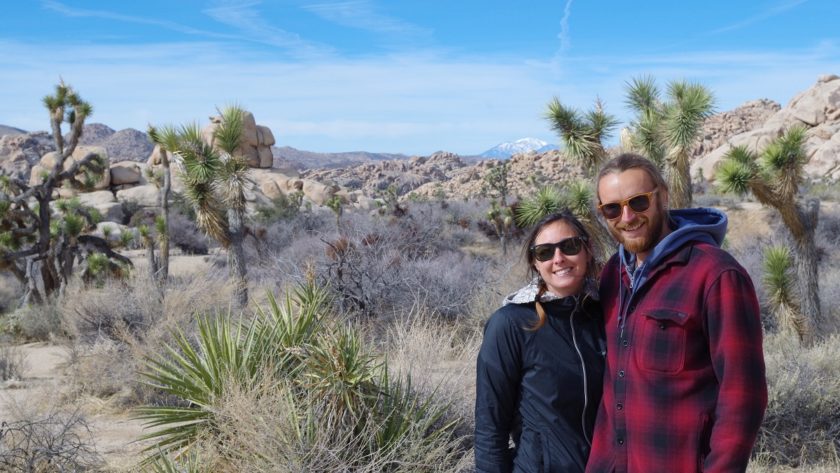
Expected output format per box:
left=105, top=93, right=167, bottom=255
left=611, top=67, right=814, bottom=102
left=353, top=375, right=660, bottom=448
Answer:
left=598, top=189, right=657, bottom=220
left=531, top=236, right=587, bottom=262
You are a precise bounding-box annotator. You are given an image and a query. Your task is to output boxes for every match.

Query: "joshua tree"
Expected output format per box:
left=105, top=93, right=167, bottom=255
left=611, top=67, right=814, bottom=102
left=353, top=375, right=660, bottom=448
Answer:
left=624, top=76, right=714, bottom=209
left=486, top=201, right=513, bottom=255
left=545, top=97, right=618, bottom=174
left=0, top=82, right=130, bottom=303
left=483, top=160, right=511, bottom=206
left=145, top=125, right=175, bottom=285
left=326, top=195, right=344, bottom=230
left=716, top=126, right=821, bottom=343
left=166, top=106, right=251, bottom=307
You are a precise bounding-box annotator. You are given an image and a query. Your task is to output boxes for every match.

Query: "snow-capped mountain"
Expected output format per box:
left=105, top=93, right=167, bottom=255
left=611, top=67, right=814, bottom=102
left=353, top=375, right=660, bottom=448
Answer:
left=479, top=137, right=559, bottom=158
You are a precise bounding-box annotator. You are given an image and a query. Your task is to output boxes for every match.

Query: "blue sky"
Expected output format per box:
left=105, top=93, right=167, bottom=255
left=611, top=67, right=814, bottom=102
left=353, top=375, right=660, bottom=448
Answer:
left=2, top=1, right=840, bottom=155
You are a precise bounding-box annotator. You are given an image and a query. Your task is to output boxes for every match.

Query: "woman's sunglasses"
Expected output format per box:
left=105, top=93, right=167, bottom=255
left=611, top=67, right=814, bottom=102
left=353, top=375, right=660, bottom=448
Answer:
left=531, top=236, right=586, bottom=262
left=598, top=189, right=657, bottom=220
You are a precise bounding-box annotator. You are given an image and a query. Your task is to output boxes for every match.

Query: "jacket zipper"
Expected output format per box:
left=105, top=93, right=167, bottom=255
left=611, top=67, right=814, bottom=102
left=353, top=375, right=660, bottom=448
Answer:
left=569, top=304, right=591, bottom=447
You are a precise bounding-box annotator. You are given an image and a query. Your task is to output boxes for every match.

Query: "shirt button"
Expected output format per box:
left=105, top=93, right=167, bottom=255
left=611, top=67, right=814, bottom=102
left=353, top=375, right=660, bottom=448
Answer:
left=622, top=339, right=629, bottom=347
left=618, top=369, right=625, bottom=377
left=658, top=323, right=666, bottom=330
left=617, top=438, right=625, bottom=445
left=616, top=403, right=623, bottom=410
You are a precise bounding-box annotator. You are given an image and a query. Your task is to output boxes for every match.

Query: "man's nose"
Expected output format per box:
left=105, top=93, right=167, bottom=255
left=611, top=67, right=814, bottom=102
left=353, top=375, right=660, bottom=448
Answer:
left=620, top=204, right=637, bottom=222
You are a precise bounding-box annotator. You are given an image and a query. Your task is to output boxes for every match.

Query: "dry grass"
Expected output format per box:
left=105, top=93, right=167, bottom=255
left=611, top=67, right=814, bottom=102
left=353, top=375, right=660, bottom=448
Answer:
left=61, top=268, right=237, bottom=407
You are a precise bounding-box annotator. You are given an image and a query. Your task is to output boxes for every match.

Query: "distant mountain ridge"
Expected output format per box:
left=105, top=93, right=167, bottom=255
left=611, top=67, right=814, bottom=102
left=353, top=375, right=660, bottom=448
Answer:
left=272, top=146, right=409, bottom=170
left=480, top=137, right=559, bottom=158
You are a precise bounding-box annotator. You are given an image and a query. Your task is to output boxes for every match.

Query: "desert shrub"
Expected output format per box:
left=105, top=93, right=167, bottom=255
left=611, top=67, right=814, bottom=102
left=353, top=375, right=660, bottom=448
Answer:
left=168, top=211, right=210, bottom=255
left=0, top=344, right=25, bottom=381
left=63, top=271, right=234, bottom=406
left=0, top=407, right=102, bottom=471
left=385, top=310, right=480, bottom=427
left=62, top=278, right=160, bottom=344
left=402, top=251, right=492, bottom=319
left=254, top=191, right=305, bottom=223
left=9, top=297, right=65, bottom=341
left=0, top=273, right=23, bottom=315
left=136, top=282, right=465, bottom=471
left=754, top=333, right=840, bottom=467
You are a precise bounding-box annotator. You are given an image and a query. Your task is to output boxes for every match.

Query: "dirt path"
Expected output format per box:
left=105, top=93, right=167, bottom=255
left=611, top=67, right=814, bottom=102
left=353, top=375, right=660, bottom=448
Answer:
left=0, top=342, right=149, bottom=471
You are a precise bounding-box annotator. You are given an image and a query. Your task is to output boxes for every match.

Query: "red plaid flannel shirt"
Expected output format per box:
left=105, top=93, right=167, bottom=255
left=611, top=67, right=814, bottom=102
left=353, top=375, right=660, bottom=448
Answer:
left=586, top=241, right=767, bottom=473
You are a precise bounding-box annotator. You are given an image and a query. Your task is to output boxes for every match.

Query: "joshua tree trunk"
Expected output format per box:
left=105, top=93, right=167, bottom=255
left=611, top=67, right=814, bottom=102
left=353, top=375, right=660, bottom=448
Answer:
left=792, top=199, right=822, bottom=342
left=666, top=151, right=692, bottom=209
left=227, top=208, right=248, bottom=308
left=773, top=198, right=821, bottom=344
left=158, top=149, right=171, bottom=285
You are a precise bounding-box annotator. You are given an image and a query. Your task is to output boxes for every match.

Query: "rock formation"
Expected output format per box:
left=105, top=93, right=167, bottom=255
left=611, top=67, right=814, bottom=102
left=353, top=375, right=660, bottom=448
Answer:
left=693, top=74, right=840, bottom=182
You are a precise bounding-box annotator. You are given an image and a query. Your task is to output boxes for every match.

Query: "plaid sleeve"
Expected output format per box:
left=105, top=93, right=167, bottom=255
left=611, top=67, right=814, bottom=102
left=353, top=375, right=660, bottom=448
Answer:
left=703, top=269, right=768, bottom=473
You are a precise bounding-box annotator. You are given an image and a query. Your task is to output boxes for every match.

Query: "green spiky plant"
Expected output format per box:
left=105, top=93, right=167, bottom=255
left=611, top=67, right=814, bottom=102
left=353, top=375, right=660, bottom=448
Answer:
left=136, top=282, right=459, bottom=470
left=326, top=195, right=344, bottom=231
left=716, top=126, right=821, bottom=343
left=763, top=246, right=809, bottom=342
left=163, top=106, right=251, bottom=307
left=515, top=182, right=614, bottom=260
left=545, top=97, right=618, bottom=174
left=0, top=82, right=129, bottom=303
left=624, top=76, right=714, bottom=209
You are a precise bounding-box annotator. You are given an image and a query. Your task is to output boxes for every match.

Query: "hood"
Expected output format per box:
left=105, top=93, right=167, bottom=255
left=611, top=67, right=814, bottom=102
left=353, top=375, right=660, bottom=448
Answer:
left=620, top=207, right=727, bottom=291
left=503, top=277, right=599, bottom=306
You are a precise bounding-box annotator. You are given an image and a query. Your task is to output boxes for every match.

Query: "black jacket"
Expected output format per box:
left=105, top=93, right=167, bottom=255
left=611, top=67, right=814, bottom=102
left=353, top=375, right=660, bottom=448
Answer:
left=475, top=293, right=605, bottom=473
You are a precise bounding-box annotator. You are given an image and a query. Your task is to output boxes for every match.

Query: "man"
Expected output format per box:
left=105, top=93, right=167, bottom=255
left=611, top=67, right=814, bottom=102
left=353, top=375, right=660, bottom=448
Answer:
left=586, top=153, right=767, bottom=473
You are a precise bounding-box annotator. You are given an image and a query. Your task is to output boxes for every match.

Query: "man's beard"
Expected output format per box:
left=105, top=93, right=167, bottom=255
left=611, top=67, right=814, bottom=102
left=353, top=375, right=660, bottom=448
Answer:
left=609, top=201, right=667, bottom=256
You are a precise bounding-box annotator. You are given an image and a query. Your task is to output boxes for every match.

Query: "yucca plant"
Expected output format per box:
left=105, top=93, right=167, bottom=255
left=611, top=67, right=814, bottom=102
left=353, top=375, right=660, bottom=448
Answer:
left=545, top=97, right=618, bottom=174
left=717, top=126, right=821, bottom=343
left=137, top=281, right=462, bottom=470
left=136, top=313, right=261, bottom=460
left=624, top=76, right=714, bottom=209
left=763, top=246, right=809, bottom=342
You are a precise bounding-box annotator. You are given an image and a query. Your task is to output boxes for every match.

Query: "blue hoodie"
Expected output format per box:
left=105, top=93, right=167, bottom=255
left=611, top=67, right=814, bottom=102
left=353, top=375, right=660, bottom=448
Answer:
left=619, top=207, right=728, bottom=293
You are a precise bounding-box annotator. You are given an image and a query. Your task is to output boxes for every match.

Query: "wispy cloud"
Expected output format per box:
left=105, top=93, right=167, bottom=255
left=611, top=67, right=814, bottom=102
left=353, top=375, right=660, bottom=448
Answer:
left=202, top=0, right=335, bottom=58
left=708, top=0, right=809, bottom=35
left=42, top=1, right=239, bottom=41
left=302, top=1, right=431, bottom=39
left=557, top=0, right=574, bottom=52
left=43, top=0, right=333, bottom=59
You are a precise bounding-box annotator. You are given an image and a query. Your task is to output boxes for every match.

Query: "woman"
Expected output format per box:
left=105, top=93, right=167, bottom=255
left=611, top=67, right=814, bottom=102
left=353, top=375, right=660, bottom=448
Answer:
left=475, top=211, right=606, bottom=473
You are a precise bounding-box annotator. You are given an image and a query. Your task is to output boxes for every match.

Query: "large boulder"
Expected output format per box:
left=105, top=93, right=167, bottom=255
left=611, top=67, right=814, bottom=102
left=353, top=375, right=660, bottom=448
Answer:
left=76, top=190, right=124, bottom=223
left=29, top=145, right=110, bottom=190
left=116, top=184, right=159, bottom=207
left=110, top=161, right=143, bottom=186
left=0, top=131, right=55, bottom=180
left=202, top=111, right=275, bottom=169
